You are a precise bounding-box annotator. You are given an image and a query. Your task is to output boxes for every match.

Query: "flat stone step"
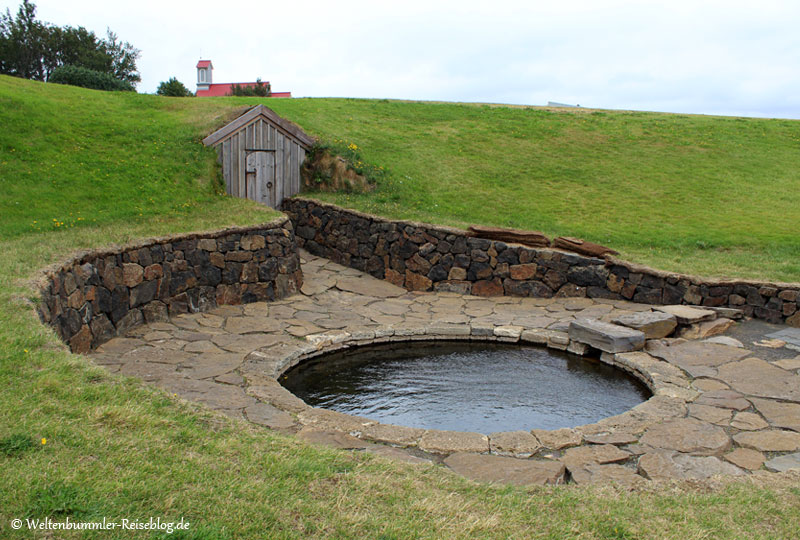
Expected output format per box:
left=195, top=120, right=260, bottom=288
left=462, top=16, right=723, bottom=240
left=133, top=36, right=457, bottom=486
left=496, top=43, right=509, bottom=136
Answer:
left=653, top=305, right=717, bottom=325
left=611, top=311, right=677, bottom=339
left=568, top=319, right=645, bottom=353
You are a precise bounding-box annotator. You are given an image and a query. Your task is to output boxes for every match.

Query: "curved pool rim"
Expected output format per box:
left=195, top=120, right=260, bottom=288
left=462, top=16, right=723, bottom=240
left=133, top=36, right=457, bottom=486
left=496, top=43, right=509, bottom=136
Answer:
left=264, top=325, right=693, bottom=454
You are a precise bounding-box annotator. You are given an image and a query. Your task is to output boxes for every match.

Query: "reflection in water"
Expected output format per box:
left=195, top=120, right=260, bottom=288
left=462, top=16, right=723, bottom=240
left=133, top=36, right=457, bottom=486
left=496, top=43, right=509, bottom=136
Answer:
left=282, top=341, right=651, bottom=434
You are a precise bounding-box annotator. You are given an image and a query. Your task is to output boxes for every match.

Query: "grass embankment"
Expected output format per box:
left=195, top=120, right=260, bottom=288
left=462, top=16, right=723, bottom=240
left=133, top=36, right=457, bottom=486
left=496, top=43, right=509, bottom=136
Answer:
left=1, top=76, right=800, bottom=539
left=261, top=98, right=800, bottom=283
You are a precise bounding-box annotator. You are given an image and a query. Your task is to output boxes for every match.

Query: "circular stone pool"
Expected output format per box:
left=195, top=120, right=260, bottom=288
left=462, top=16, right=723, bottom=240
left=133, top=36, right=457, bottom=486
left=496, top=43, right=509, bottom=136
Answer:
left=281, top=341, right=651, bottom=434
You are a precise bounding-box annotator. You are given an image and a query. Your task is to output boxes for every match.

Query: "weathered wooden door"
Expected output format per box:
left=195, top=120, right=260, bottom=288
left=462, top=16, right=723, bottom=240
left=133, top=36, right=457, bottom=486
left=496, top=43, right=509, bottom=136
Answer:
left=245, top=151, right=276, bottom=207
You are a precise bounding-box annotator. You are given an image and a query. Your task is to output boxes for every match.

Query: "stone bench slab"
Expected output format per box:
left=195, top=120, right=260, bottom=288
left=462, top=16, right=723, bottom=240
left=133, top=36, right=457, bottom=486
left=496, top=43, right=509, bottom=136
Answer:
left=612, top=311, right=677, bottom=339
left=568, top=319, right=645, bottom=353
left=654, top=305, right=716, bottom=325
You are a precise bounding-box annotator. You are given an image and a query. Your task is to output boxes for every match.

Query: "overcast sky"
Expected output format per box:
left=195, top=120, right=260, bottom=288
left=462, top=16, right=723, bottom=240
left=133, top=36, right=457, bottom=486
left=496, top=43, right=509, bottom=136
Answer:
left=10, top=0, right=800, bottom=118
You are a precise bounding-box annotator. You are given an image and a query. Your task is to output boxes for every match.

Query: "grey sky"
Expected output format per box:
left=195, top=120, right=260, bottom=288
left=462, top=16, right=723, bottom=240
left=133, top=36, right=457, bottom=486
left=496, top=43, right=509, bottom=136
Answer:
left=11, top=0, right=800, bottom=118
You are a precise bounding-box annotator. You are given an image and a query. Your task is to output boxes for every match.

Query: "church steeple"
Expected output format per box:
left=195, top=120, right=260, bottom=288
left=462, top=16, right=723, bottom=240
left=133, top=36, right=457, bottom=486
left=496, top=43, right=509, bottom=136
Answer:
left=196, top=59, right=213, bottom=92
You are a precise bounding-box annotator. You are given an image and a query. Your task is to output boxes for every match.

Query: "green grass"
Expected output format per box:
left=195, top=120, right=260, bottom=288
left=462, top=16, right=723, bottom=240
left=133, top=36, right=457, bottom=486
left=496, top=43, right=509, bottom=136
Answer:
left=258, top=98, right=800, bottom=282
left=2, top=76, right=800, bottom=539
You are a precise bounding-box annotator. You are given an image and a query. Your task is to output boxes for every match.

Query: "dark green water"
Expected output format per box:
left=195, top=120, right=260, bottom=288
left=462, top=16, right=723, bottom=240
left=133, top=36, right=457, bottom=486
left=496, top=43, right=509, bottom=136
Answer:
left=281, top=341, right=651, bottom=434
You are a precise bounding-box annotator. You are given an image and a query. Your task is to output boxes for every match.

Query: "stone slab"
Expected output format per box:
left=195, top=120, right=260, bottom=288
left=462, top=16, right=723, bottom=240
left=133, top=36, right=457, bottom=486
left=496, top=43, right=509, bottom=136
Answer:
left=703, top=336, right=744, bottom=348
left=715, top=358, right=800, bottom=401
left=653, top=305, right=717, bottom=325
left=638, top=451, right=744, bottom=480
left=692, top=379, right=730, bottom=392
left=531, top=428, right=583, bottom=450
left=118, top=360, right=178, bottom=382
left=443, top=452, right=565, bottom=486
left=582, top=431, right=639, bottom=446
left=704, top=307, right=744, bottom=320
left=733, top=430, right=800, bottom=452
left=688, top=404, right=732, bottom=426
left=297, top=428, right=368, bottom=449
left=160, top=378, right=256, bottom=410
left=693, top=389, right=751, bottom=411
left=489, top=430, right=542, bottom=457
left=679, top=318, right=735, bottom=340
left=246, top=384, right=310, bottom=413
left=418, top=430, right=489, bottom=454
left=364, top=445, right=432, bottom=464
left=211, top=333, right=288, bottom=354
left=568, top=463, right=645, bottom=488
left=562, top=444, right=631, bottom=467
left=724, top=448, right=765, bottom=470
left=639, top=418, right=731, bottom=456
left=750, top=398, right=800, bottom=433
left=730, top=412, right=769, bottom=431
left=245, top=403, right=296, bottom=430
left=179, top=353, right=243, bottom=380
left=121, top=347, right=195, bottom=366
left=568, top=319, right=645, bottom=353
left=336, top=275, right=406, bottom=298
left=361, top=423, right=425, bottom=447
left=764, top=452, right=800, bottom=473
left=773, top=356, right=800, bottom=371
left=96, top=337, right=144, bottom=355
left=215, top=372, right=244, bottom=385
left=297, top=408, right=376, bottom=433
left=647, top=341, right=751, bottom=378
left=611, top=311, right=677, bottom=339
left=224, top=317, right=284, bottom=334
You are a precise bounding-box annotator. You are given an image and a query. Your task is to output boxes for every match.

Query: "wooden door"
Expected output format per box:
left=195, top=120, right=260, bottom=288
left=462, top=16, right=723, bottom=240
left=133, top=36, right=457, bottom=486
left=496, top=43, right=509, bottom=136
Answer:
left=245, top=151, right=276, bottom=207
left=260, top=151, right=276, bottom=207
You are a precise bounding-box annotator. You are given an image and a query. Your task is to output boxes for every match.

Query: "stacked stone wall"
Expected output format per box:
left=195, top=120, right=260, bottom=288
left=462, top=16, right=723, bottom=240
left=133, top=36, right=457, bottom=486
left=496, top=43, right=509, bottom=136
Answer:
left=282, top=198, right=800, bottom=327
left=38, top=217, right=303, bottom=353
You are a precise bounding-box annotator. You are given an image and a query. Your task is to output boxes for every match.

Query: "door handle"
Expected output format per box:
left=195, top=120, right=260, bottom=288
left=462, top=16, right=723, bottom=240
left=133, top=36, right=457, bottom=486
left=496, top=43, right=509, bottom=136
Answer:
left=266, top=182, right=273, bottom=189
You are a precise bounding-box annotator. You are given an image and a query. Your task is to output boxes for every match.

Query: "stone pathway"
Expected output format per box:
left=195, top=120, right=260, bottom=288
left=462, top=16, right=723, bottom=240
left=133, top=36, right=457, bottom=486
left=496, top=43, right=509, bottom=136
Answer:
left=90, top=251, right=800, bottom=488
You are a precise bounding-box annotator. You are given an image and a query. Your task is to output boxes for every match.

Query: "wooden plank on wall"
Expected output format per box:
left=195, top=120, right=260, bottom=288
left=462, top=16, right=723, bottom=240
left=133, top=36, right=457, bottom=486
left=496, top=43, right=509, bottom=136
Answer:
left=216, top=146, right=228, bottom=195
left=222, top=139, right=232, bottom=196
left=262, top=122, right=275, bottom=207
left=295, top=143, right=301, bottom=195
left=297, top=146, right=306, bottom=193
left=245, top=125, right=253, bottom=200
left=237, top=131, right=246, bottom=199
left=275, top=133, right=284, bottom=208
left=287, top=141, right=294, bottom=199
left=290, top=142, right=298, bottom=198
left=283, top=136, right=291, bottom=206
left=234, top=132, right=240, bottom=198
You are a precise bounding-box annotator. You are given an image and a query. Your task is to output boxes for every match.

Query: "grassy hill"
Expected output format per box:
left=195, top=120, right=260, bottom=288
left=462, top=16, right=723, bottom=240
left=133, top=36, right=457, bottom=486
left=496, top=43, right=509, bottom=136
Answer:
left=1, top=76, right=799, bottom=539
left=6, top=74, right=797, bottom=280
left=262, top=98, right=800, bottom=282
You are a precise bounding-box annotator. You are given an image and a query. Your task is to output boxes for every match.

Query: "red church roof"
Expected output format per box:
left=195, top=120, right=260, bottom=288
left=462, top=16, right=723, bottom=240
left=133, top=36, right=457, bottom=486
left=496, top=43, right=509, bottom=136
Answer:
left=196, top=82, right=291, bottom=98
left=196, top=60, right=212, bottom=68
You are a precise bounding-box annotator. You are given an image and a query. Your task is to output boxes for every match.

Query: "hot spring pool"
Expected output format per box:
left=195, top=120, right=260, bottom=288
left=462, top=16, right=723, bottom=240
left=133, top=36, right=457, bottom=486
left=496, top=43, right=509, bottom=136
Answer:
left=281, top=341, right=651, bottom=434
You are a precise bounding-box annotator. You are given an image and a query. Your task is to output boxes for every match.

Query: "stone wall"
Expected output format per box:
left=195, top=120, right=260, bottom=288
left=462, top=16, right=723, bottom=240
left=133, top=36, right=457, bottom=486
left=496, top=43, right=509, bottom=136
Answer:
left=38, top=217, right=303, bottom=353
left=282, top=197, right=800, bottom=327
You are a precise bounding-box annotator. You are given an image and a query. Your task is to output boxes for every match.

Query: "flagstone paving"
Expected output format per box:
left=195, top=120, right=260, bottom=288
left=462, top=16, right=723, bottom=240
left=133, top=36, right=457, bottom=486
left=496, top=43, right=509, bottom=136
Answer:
left=89, top=251, right=800, bottom=488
